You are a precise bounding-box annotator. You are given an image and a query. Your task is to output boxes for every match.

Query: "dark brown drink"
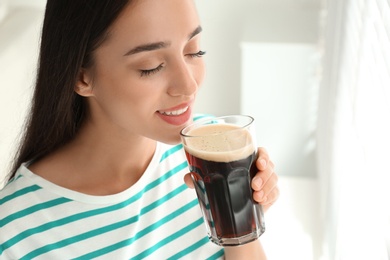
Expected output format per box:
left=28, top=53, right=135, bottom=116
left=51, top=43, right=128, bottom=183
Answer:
left=182, top=121, right=265, bottom=246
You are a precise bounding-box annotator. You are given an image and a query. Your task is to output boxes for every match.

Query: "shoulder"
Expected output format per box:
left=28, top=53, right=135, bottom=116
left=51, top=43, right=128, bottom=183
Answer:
left=0, top=165, right=42, bottom=224
left=0, top=166, right=29, bottom=198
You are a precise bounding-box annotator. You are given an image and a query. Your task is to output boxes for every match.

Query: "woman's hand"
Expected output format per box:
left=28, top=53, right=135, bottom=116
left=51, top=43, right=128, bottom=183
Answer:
left=251, top=147, right=279, bottom=212
left=184, top=147, right=279, bottom=212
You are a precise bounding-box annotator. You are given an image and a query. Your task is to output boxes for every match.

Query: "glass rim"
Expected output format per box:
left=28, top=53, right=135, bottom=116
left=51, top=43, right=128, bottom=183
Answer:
left=180, top=115, right=254, bottom=138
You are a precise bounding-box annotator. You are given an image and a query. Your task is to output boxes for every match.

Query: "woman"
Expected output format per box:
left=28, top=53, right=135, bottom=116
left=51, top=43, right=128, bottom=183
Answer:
left=0, top=0, right=279, bottom=259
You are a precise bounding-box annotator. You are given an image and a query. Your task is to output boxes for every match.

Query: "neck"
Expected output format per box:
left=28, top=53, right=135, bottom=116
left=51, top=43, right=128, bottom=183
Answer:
left=29, top=119, right=157, bottom=195
left=73, top=121, right=157, bottom=176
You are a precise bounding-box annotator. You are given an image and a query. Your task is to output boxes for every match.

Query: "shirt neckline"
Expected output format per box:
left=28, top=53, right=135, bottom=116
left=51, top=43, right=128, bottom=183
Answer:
left=18, top=142, right=163, bottom=204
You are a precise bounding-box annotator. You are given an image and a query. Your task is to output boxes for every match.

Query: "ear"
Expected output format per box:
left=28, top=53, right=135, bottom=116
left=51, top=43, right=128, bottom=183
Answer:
left=75, top=68, right=94, bottom=97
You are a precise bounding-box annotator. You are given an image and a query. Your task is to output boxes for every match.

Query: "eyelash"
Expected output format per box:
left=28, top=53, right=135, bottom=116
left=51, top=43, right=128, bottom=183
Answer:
left=188, top=50, right=207, bottom=58
left=139, top=50, right=206, bottom=77
left=140, top=64, right=164, bottom=77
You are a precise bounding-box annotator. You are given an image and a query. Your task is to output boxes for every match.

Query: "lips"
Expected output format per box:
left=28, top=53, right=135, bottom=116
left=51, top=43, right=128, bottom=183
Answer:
left=156, top=102, right=192, bottom=126
left=157, top=106, right=189, bottom=116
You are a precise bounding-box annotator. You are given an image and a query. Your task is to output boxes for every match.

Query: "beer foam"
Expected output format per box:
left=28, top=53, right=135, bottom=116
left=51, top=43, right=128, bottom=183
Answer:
left=183, top=124, right=255, bottom=162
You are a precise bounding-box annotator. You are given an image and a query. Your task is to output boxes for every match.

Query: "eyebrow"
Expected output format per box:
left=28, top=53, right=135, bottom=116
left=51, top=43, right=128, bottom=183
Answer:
left=188, top=25, right=202, bottom=40
left=124, top=25, right=203, bottom=56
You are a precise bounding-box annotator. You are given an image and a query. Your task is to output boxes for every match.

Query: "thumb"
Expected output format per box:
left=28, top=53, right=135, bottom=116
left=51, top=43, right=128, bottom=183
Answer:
left=184, top=173, right=195, bottom=189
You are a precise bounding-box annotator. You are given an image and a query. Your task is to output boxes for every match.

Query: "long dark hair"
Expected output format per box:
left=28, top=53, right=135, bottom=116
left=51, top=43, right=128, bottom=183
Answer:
left=8, top=0, right=130, bottom=180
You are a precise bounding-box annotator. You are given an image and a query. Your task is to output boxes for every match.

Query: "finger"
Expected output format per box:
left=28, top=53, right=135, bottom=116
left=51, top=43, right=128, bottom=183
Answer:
left=251, top=160, right=275, bottom=191
left=261, top=171, right=278, bottom=199
left=263, top=184, right=280, bottom=205
left=184, top=173, right=195, bottom=189
left=256, top=155, right=275, bottom=173
left=253, top=172, right=279, bottom=203
left=260, top=186, right=280, bottom=212
left=256, top=147, right=270, bottom=171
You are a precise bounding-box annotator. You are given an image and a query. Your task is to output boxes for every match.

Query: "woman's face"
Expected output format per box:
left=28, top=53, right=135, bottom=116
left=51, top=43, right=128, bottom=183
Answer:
left=80, top=0, right=205, bottom=144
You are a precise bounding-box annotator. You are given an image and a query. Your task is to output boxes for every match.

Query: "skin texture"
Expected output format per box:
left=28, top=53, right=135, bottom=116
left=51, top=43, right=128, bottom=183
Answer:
left=29, top=0, right=279, bottom=258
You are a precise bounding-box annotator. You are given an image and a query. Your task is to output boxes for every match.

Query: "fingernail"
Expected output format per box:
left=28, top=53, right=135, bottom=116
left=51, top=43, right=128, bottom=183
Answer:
left=260, top=159, right=267, bottom=169
left=253, top=176, right=263, bottom=190
left=258, top=190, right=264, bottom=200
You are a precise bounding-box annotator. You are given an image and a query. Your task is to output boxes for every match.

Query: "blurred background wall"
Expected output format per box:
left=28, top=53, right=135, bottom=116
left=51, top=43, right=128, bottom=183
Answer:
left=0, top=0, right=44, bottom=184
left=196, top=0, right=322, bottom=179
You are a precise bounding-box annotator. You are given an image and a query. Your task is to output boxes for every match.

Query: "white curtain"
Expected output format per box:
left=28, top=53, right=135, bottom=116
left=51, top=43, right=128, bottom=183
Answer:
left=318, top=0, right=390, bottom=259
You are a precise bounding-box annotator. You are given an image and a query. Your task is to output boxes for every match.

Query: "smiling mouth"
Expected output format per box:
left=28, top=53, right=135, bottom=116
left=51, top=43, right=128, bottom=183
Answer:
left=158, top=106, right=189, bottom=116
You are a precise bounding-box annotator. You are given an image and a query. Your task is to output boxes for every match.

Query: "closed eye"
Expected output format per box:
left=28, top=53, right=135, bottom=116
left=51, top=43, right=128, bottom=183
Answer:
left=140, top=63, right=164, bottom=77
left=187, top=50, right=206, bottom=58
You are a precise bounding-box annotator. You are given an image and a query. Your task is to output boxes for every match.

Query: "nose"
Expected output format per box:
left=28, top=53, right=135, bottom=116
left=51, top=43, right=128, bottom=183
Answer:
left=167, top=57, right=204, bottom=97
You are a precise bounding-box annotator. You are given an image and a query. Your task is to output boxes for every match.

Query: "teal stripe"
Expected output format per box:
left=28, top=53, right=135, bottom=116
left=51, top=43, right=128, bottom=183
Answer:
left=142, top=185, right=187, bottom=213
left=160, top=144, right=184, bottom=162
left=2, top=174, right=23, bottom=189
left=0, top=197, right=71, bottom=228
left=193, top=114, right=214, bottom=121
left=73, top=199, right=199, bottom=260
left=193, top=181, right=210, bottom=210
left=166, top=236, right=209, bottom=260
left=19, top=185, right=189, bottom=260
left=3, top=162, right=188, bottom=251
left=2, top=190, right=143, bottom=251
left=206, top=249, right=225, bottom=260
left=133, top=217, right=204, bottom=259
left=0, top=185, right=41, bottom=205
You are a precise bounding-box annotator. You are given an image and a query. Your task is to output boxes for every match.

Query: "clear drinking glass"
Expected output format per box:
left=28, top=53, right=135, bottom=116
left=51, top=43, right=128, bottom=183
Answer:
left=180, top=115, right=265, bottom=246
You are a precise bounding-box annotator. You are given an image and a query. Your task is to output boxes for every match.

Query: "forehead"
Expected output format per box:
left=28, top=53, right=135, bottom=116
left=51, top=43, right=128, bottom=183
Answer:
left=106, top=0, right=200, bottom=46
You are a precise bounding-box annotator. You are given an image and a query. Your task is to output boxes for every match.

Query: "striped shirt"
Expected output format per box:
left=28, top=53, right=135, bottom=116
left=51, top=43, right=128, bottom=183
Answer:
left=0, top=141, right=224, bottom=259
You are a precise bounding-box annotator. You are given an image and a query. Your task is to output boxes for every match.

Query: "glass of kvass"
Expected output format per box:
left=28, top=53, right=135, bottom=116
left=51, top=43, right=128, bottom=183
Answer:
left=180, top=115, right=265, bottom=246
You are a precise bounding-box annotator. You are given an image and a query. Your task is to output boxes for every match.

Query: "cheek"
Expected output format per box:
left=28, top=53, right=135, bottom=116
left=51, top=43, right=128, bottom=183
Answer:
left=194, top=59, right=206, bottom=87
left=93, top=84, right=154, bottom=113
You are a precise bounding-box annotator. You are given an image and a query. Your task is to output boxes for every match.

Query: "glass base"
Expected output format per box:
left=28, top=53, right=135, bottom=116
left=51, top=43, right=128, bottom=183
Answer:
left=209, top=227, right=265, bottom=247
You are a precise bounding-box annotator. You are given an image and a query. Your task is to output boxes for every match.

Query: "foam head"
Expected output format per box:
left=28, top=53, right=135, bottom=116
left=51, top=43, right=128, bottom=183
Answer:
left=183, top=124, right=255, bottom=162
